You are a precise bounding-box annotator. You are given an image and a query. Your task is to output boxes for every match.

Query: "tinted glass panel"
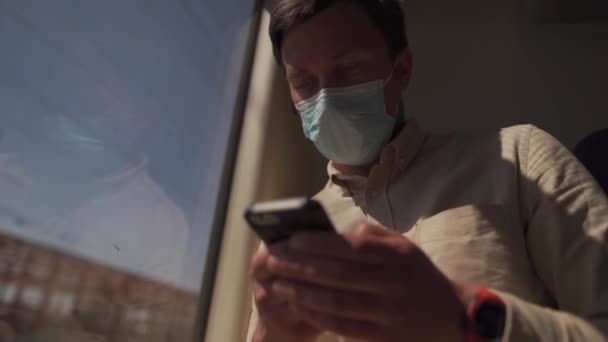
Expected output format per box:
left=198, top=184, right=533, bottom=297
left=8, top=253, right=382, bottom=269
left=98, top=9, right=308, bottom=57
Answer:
left=0, top=0, right=256, bottom=340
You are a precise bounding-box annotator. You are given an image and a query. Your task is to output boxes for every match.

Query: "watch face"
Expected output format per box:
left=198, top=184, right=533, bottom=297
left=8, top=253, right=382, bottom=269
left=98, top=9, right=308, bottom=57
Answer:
left=475, top=301, right=506, bottom=339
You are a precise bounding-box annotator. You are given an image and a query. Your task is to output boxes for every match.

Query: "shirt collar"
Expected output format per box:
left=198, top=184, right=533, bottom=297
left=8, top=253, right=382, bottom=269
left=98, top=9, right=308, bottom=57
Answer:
left=328, top=119, right=427, bottom=192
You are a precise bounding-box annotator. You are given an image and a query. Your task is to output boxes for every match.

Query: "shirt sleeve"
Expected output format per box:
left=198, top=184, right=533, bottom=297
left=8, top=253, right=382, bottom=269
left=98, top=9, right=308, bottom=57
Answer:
left=498, top=126, right=608, bottom=341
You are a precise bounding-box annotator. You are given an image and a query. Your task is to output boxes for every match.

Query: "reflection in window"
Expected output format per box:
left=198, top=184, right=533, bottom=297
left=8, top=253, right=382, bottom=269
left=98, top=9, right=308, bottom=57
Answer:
left=0, top=0, right=257, bottom=340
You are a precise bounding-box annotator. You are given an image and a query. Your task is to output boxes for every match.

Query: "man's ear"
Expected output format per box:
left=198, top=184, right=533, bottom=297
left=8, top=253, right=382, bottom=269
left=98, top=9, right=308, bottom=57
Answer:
left=394, top=48, right=413, bottom=90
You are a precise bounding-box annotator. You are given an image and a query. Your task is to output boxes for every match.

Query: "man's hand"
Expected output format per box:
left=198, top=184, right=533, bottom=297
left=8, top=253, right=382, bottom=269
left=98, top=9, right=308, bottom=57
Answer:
left=261, top=223, right=469, bottom=342
left=251, top=242, right=322, bottom=342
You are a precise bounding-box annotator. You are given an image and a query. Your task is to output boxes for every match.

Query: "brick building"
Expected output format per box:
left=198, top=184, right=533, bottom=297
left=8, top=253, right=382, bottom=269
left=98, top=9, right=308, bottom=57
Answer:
left=0, top=233, right=198, bottom=341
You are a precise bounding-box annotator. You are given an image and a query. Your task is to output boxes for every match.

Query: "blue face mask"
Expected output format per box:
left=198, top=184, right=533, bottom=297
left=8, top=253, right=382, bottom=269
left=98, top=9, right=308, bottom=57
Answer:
left=295, top=70, right=397, bottom=166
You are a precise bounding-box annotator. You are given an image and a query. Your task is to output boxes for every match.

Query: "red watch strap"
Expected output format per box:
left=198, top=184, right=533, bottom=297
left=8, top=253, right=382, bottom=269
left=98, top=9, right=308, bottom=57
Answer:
left=465, top=286, right=505, bottom=342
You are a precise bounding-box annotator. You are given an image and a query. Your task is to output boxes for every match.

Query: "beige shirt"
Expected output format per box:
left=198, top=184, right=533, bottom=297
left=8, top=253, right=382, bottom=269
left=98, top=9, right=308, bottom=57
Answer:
left=247, top=121, right=608, bottom=342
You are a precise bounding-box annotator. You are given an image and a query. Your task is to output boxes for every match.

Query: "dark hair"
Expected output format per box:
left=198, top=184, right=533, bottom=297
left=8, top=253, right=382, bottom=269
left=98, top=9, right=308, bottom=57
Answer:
left=269, top=0, right=408, bottom=66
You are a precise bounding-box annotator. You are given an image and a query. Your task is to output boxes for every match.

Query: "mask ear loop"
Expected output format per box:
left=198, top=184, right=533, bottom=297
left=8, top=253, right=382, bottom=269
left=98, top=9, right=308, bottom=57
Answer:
left=382, top=62, right=403, bottom=117
left=382, top=62, right=399, bottom=87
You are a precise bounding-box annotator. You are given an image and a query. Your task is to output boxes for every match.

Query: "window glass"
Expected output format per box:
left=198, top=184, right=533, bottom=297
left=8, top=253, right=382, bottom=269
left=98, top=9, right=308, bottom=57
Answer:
left=0, top=0, right=257, bottom=340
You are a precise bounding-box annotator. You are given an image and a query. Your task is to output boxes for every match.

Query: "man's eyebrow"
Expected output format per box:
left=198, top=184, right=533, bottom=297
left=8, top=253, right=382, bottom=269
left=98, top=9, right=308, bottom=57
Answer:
left=284, top=48, right=373, bottom=78
left=331, top=49, right=373, bottom=63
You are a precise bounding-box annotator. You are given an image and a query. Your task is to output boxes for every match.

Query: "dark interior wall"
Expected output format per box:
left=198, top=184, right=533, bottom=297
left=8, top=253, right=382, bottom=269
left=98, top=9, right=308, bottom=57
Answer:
left=527, top=0, right=608, bottom=21
left=404, top=0, right=608, bottom=148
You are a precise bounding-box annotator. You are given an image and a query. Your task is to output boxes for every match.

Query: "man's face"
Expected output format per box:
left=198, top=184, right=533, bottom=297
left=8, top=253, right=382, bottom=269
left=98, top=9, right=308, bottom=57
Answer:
left=281, top=1, right=412, bottom=118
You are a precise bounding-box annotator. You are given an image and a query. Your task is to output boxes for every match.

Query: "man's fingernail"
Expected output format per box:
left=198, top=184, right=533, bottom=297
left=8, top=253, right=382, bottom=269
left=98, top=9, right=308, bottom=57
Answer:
left=272, top=280, right=294, bottom=296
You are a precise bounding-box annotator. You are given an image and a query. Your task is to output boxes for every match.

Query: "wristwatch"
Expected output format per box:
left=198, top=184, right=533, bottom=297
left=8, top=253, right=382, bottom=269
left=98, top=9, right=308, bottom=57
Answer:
left=465, top=286, right=507, bottom=342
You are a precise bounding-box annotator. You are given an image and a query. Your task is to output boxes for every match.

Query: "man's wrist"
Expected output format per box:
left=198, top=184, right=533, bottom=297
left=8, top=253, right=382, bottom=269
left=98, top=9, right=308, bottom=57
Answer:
left=455, top=283, right=479, bottom=306
left=452, top=283, right=478, bottom=341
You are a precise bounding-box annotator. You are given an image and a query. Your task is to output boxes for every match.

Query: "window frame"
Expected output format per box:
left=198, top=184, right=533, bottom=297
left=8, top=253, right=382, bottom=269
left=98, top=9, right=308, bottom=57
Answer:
left=192, top=1, right=265, bottom=341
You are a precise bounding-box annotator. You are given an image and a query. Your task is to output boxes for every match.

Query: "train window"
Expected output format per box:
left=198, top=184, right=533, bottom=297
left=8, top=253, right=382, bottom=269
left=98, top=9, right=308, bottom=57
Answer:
left=0, top=0, right=259, bottom=340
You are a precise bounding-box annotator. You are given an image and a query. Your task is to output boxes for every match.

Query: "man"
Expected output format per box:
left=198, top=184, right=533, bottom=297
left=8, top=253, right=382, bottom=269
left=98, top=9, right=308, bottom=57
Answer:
left=248, top=0, right=608, bottom=341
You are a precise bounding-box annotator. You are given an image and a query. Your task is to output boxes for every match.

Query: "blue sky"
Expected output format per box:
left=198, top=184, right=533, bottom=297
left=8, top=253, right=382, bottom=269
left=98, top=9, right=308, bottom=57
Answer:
left=0, top=0, right=256, bottom=290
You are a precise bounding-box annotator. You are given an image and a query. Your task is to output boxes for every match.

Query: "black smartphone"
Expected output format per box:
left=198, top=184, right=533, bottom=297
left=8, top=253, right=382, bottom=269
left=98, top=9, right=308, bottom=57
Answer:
left=244, top=197, right=335, bottom=245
